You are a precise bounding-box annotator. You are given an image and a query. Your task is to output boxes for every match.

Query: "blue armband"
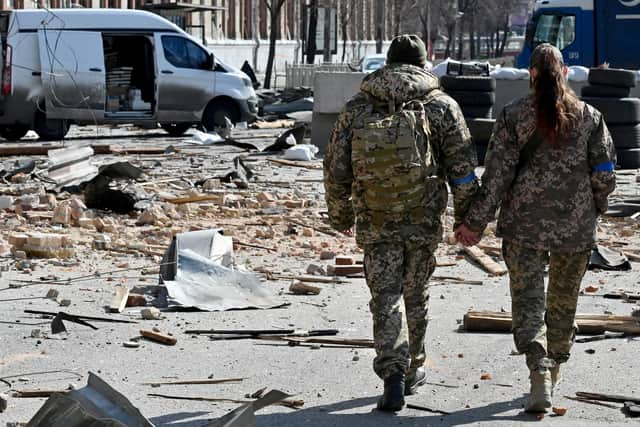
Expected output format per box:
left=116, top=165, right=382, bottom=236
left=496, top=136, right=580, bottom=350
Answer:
left=450, top=172, right=476, bottom=186
left=592, top=162, right=614, bottom=172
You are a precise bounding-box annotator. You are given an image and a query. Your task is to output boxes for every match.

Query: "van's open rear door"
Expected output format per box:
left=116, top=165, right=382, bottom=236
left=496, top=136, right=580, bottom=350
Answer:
left=37, top=30, right=105, bottom=121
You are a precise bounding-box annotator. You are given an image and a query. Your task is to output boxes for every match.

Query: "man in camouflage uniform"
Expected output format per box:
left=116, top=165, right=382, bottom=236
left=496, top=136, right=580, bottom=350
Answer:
left=323, top=34, right=478, bottom=411
left=456, top=44, right=616, bottom=412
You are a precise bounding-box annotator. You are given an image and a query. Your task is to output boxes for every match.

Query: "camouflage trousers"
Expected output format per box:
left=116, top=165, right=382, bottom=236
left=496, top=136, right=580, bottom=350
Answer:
left=502, top=240, right=590, bottom=371
left=363, top=240, right=437, bottom=379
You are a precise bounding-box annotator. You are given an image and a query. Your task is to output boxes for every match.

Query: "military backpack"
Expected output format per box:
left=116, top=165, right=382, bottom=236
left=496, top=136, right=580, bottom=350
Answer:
left=351, top=90, right=441, bottom=227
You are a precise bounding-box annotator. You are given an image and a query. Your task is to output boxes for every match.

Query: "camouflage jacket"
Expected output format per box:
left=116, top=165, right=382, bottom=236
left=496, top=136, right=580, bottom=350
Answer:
left=323, top=63, right=479, bottom=246
left=465, top=95, right=616, bottom=251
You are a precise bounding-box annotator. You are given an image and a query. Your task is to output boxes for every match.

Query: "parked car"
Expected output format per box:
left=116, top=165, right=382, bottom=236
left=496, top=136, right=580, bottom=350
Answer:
left=0, top=8, right=258, bottom=140
left=361, top=54, right=386, bottom=73
left=361, top=53, right=433, bottom=73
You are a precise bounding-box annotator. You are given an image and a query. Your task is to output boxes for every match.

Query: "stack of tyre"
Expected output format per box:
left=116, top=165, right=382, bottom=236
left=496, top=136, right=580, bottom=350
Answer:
left=581, top=68, right=640, bottom=169
left=440, top=74, right=496, bottom=166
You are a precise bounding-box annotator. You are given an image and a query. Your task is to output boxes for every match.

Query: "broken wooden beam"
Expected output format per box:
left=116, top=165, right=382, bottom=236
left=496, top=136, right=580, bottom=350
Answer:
left=109, top=286, right=129, bottom=313
left=162, top=194, right=224, bottom=205
left=331, top=265, right=364, bottom=276
left=267, top=158, right=322, bottom=169
left=462, top=310, right=640, bottom=335
left=142, top=378, right=243, bottom=386
left=463, top=246, right=508, bottom=276
left=289, top=281, right=321, bottom=295
left=260, top=336, right=374, bottom=348
left=576, top=391, right=640, bottom=405
left=140, top=329, right=177, bottom=345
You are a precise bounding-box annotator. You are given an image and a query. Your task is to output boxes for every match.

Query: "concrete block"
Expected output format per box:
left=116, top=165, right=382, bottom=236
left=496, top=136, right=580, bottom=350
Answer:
left=313, top=72, right=364, bottom=114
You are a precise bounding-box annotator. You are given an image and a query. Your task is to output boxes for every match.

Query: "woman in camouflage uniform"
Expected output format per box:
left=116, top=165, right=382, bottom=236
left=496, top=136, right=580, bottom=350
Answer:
left=455, top=44, right=616, bottom=412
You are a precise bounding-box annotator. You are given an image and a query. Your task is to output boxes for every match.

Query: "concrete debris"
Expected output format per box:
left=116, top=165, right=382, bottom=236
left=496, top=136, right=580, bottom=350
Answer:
left=136, top=205, right=170, bottom=226
left=141, top=307, right=161, bottom=320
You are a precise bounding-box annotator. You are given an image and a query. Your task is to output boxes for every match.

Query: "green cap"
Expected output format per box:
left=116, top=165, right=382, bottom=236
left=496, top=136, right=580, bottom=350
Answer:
left=387, top=34, right=427, bottom=67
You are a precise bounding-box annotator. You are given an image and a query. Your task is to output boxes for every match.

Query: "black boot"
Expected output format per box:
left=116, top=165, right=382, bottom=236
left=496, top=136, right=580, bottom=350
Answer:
left=377, top=373, right=405, bottom=412
left=405, top=367, right=427, bottom=395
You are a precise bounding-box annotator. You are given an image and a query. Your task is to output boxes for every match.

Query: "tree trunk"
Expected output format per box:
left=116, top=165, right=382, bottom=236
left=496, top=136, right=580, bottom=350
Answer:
left=497, top=17, right=509, bottom=57
left=457, top=16, right=464, bottom=59
left=469, top=13, right=476, bottom=59
left=375, top=0, right=384, bottom=53
left=306, top=0, right=318, bottom=64
left=444, top=23, right=455, bottom=59
left=264, top=1, right=285, bottom=89
left=323, top=7, right=332, bottom=62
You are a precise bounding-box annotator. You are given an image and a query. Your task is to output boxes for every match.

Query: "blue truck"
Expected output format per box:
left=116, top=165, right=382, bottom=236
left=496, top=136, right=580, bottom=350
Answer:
left=516, top=0, right=640, bottom=69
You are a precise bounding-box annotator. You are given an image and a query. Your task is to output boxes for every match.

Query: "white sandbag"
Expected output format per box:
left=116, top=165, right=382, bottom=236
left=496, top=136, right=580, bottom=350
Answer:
left=191, top=130, right=224, bottom=145
left=490, top=67, right=530, bottom=80
left=283, top=144, right=319, bottom=161
left=431, top=58, right=453, bottom=76
left=568, top=66, right=589, bottom=82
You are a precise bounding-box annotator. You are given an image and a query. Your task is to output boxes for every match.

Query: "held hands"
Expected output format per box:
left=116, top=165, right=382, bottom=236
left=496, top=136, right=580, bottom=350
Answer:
left=454, top=224, right=481, bottom=247
left=340, top=228, right=353, bottom=237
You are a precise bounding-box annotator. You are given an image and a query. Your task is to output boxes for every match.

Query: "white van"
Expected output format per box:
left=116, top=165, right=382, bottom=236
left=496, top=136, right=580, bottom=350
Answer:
left=0, top=8, right=258, bottom=140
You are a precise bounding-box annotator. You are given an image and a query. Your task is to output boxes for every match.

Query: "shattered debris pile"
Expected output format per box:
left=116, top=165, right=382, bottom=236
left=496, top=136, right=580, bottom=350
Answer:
left=0, top=123, right=638, bottom=425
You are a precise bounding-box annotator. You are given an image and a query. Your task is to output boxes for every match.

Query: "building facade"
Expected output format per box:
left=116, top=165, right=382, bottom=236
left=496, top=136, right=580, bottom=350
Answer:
left=0, top=0, right=398, bottom=72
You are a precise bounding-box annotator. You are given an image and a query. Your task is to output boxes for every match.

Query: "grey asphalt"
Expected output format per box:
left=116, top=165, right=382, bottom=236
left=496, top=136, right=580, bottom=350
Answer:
left=0, top=126, right=639, bottom=427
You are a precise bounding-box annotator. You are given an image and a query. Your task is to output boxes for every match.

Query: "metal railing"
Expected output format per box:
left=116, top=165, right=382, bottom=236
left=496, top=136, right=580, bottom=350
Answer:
left=284, top=62, right=353, bottom=89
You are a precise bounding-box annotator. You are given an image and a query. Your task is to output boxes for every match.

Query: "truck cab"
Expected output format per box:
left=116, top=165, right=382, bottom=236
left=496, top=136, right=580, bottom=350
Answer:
left=516, top=0, right=640, bottom=69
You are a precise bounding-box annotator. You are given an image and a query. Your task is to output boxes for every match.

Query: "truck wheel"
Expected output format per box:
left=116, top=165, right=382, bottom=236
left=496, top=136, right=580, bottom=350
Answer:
left=616, top=148, right=640, bottom=169
left=202, top=99, right=239, bottom=132
left=582, top=97, right=640, bottom=125
left=466, top=118, right=496, bottom=143
left=440, top=75, right=496, bottom=92
left=462, top=105, right=493, bottom=119
left=446, top=90, right=495, bottom=106
left=581, top=84, right=631, bottom=98
left=161, top=123, right=192, bottom=137
left=608, top=124, right=640, bottom=149
left=33, top=110, right=69, bottom=141
left=475, top=142, right=488, bottom=166
left=0, top=125, right=29, bottom=141
left=588, top=68, right=637, bottom=88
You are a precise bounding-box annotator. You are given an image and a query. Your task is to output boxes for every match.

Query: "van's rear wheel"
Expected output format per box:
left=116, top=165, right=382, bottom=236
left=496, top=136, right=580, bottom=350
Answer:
left=0, top=125, right=30, bottom=141
left=34, top=110, right=69, bottom=141
left=202, top=99, right=239, bottom=132
left=161, top=123, right=192, bottom=137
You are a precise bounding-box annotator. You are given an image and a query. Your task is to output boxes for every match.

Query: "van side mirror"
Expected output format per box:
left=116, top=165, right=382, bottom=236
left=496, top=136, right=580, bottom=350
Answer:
left=525, top=19, right=536, bottom=47
left=207, top=53, right=214, bottom=70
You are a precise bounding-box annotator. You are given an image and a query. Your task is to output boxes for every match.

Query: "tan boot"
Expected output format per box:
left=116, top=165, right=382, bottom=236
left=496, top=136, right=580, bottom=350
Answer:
left=525, top=369, right=552, bottom=413
left=550, top=364, right=561, bottom=394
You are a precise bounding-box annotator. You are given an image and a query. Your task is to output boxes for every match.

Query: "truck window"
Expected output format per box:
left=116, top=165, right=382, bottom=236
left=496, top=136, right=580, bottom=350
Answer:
left=161, top=36, right=210, bottom=70
left=533, top=14, right=575, bottom=51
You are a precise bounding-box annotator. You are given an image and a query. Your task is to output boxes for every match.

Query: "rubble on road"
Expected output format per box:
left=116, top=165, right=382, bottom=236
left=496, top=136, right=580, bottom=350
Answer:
left=0, top=124, right=636, bottom=425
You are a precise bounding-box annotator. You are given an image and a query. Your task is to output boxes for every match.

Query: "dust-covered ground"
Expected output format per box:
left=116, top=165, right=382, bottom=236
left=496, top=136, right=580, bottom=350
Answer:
left=0, top=125, right=639, bottom=427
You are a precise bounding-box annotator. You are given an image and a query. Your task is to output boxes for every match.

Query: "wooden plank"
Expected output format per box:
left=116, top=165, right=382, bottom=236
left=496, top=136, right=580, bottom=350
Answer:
left=162, top=194, right=225, bottom=205
left=91, top=144, right=172, bottom=155
left=576, top=392, right=640, bottom=405
left=142, top=378, right=243, bottom=386
left=463, top=246, right=508, bottom=276
left=333, top=265, right=364, bottom=276
left=140, top=329, right=177, bottom=345
left=267, top=158, right=323, bottom=169
left=0, top=144, right=62, bottom=156
left=289, top=281, right=321, bottom=295
left=109, top=286, right=129, bottom=313
left=463, top=310, right=640, bottom=335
